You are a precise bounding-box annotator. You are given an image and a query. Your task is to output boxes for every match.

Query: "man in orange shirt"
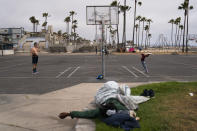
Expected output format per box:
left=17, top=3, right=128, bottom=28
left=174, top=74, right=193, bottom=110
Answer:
left=31, top=42, right=39, bottom=74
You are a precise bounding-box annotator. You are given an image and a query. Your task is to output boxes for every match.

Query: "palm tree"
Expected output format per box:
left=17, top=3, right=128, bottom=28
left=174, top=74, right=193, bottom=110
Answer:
left=132, top=0, right=142, bottom=45
left=134, top=24, right=139, bottom=47
left=72, top=22, right=78, bottom=41
left=57, top=30, right=62, bottom=44
left=62, top=32, right=70, bottom=42
left=136, top=16, right=141, bottom=47
left=178, top=25, right=184, bottom=48
left=95, top=25, right=98, bottom=42
left=168, top=19, right=175, bottom=47
left=140, top=17, right=146, bottom=47
left=120, top=1, right=131, bottom=49
left=144, top=25, right=149, bottom=49
left=109, top=28, right=117, bottom=46
left=35, top=19, right=39, bottom=32
left=146, top=19, right=153, bottom=46
left=174, top=20, right=178, bottom=47
left=42, top=12, right=49, bottom=30
left=178, top=0, right=193, bottom=52
left=146, top=19, right=153, bottom=29
left=64, top=17, right=71, bottom=34
left=29, top=16, right=36, bottom=32
left=111, top=0, right=120, bottom=46
left=111, top=0, right=118, bottom=6
left=185, top=0, right=193, bottom=53
left=69, top=11, right=76, bottom=37
left=174, top=17, right=181, bottom=47
left=148, top=34, right=152, bottom=47
left=108, top=25, right=113, bottom=44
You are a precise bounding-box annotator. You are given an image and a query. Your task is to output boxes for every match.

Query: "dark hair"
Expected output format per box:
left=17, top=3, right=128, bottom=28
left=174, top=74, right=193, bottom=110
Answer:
left=34, top=42, right=38, bottom=46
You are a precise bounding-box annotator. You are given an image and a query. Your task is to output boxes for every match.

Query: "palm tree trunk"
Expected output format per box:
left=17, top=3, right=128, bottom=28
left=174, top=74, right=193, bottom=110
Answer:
left=185, top=0, right=190, bottom=53
left=147, top=31, right=149, bottom=48
left=71, top=15, right=73, bottom=40
left=182, top=11, right=187, bottom=53
left=95, top=25, right=97, bottom=42
left=67, top=22, right=69, bottom=34
left=116, top=25, right=119, bottom=45
left=177, top=24, right=180, bottom=49
left=141, top=22, right=144, bottom=47
left=171, top=23, right=174, bottom=47
left=122, top=0, right=127, bottom=48
left=33, top=23, right=35, bottom=32
left=145, top=31, right=148, bottom=49
left=148, top=22, right=151, bottom=47
left=186, top=9, right=189, bottom=53
left=138, top=21, right=141, bottom=47
left=109, top=30, right=111, bottom=45
left=132, top=0, right=137, bottom=45
left=74, top=28, right=76, bottom=41
left=144, top=31, right=146, bottom=48
left=106, top=27, right=107, bottom=44
left=46, top=17, right=48, bottom=30
left=135, top=28, right=138, bottom=47
left=179, top=30, right=183, bottom=48
left=175, top=24, right=178, bottom=47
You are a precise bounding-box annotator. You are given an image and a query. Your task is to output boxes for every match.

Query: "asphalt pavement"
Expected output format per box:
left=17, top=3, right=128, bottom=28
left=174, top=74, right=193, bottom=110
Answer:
left=0, top=54, right=197, bottom=94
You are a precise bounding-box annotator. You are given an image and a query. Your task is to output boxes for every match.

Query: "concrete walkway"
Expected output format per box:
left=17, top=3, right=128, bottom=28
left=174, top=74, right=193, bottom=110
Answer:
left=0, top=82, right=152, bottom=131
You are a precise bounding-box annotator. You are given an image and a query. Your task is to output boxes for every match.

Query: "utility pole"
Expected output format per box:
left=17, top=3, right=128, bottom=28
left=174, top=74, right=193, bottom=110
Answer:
left=101, top=20, right=105, bottom=78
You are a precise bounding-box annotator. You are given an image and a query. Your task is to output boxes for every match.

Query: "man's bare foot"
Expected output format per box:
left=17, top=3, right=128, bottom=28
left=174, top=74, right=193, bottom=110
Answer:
left=59, top=112, right=70, bottom=119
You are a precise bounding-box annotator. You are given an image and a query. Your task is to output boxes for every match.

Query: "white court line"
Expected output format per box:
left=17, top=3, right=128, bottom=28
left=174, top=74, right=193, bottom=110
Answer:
left=122, top=66, right=138, bottom=78
left=67, top=66, right=80, bottom=78
left=132, top=66, right=150, bottom=77
left=56, top=67, right=72, bottom=78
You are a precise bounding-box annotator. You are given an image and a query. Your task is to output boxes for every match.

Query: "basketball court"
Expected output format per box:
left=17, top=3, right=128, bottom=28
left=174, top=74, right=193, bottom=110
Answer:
left=0, top=54, right=197, bottom=94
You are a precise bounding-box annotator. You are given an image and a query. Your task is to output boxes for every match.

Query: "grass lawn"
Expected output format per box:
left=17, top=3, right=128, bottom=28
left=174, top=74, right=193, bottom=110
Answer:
left=95, top=82, right=197, bottom=131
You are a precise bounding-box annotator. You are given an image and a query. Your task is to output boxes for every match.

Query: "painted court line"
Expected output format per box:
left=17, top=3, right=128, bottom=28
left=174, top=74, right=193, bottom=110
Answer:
left=132, top=66, right=150, bottom=77
left=122, top=66, right=138, bottom=78
left=67, top=66, right=80, bottom=78
left=56, top=67, right=72, bottom=78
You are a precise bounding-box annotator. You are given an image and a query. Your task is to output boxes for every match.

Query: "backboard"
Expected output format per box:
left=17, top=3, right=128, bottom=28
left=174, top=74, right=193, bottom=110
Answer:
left=86, top=6, right=119, bottom=25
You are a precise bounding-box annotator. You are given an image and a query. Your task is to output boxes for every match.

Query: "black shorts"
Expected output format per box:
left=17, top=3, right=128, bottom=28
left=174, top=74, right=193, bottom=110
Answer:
left=32, top=55, right=38, bottom=64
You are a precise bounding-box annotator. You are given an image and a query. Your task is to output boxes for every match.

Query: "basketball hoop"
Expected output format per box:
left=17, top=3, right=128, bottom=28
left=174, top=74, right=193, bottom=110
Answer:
left=86, top=6, right=119, bottom=78
left=86, top=6, right=119, bottom=25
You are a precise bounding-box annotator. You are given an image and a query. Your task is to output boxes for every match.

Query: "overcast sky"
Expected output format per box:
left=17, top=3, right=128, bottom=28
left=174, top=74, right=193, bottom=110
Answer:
left=0, top=0, right=196, bottom=44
